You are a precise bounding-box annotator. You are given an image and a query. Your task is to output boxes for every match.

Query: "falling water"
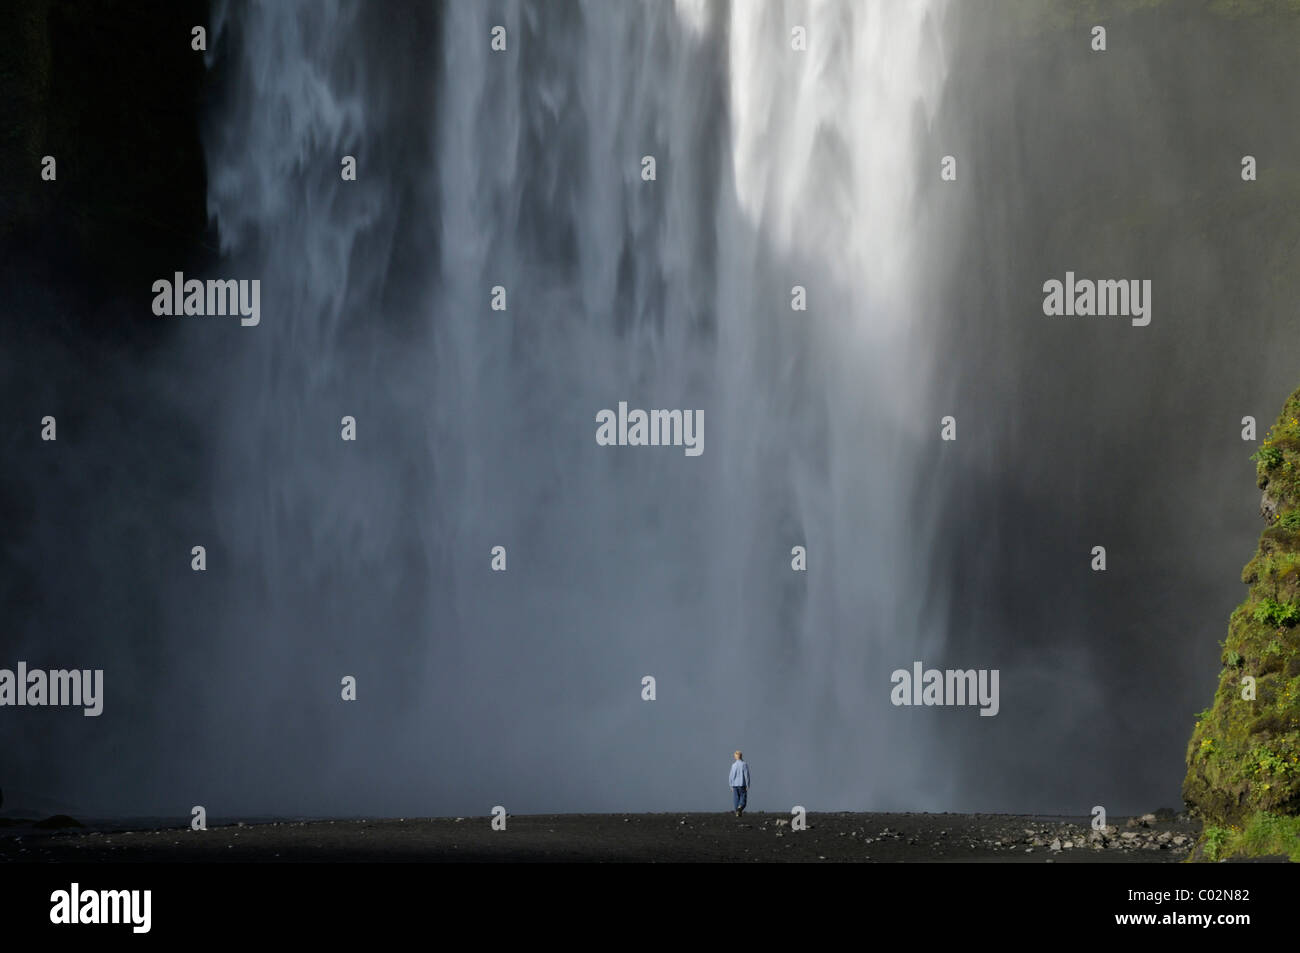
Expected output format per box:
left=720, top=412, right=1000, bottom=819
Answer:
left=194, top=0, right=951, bottom=816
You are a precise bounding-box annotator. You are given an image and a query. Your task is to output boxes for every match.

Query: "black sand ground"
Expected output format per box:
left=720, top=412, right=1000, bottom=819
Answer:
left=0, top=812, right=1202, bottom=863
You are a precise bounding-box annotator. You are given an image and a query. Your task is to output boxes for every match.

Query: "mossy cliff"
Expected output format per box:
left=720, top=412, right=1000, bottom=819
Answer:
left=1183, top=386, right=1300, bottom=860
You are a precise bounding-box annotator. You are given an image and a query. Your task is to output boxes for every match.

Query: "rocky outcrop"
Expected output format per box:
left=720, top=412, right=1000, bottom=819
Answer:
left=1184, top=386, right=1300, bottom=841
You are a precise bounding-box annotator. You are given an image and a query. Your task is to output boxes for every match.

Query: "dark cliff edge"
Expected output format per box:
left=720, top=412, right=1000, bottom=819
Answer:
left=1, top=0, right=212, bottom=340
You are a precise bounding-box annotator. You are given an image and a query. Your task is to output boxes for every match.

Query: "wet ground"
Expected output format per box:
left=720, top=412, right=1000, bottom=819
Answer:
left=0, top=810, right=1202, bottom=862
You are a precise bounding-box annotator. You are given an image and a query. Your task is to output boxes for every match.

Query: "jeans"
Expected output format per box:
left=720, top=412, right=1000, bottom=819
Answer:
left=732, top=786, right=747, bottom=811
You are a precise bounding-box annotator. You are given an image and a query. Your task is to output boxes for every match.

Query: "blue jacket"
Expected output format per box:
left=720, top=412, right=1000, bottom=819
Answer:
left=729, top=760, right=750, bottom=788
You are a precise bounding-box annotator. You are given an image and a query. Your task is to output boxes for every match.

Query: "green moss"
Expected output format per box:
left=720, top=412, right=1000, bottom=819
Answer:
left=1199, top=812, right=1300, bottom=862
left=1202, top=825, right=1232, bottom=861
left=1254, top=445, right=1284, bottom=470
left=1253, top=598, right=1300, bottom=627
left=1254, top=395, right=1300, bottom=502
left=1185, top=385, right=1300, bottom=852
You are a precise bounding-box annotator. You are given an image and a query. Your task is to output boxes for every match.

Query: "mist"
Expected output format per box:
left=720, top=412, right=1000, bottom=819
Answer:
left=3, top=0, right=1298, bottom=821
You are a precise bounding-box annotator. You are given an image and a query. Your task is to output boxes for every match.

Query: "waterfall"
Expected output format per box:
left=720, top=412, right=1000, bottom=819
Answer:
left=197, top=0, right=950, bottom=816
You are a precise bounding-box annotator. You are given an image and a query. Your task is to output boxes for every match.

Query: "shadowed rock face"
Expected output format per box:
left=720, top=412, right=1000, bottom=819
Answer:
left=0, top=0, right=212, bottom=822
left=1, top=0, right=210, bottom=317
left=1184, top=386, right=1300, bottom=827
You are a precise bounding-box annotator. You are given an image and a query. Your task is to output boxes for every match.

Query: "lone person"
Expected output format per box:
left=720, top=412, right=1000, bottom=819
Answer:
left=729, top=750, right=750, bottom=817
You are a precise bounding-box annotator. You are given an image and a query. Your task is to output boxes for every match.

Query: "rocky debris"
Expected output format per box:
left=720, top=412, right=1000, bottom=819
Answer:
left=1261, top=487, right=1280, bottom=522
left=980, top=815, right=1194, bottom=856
